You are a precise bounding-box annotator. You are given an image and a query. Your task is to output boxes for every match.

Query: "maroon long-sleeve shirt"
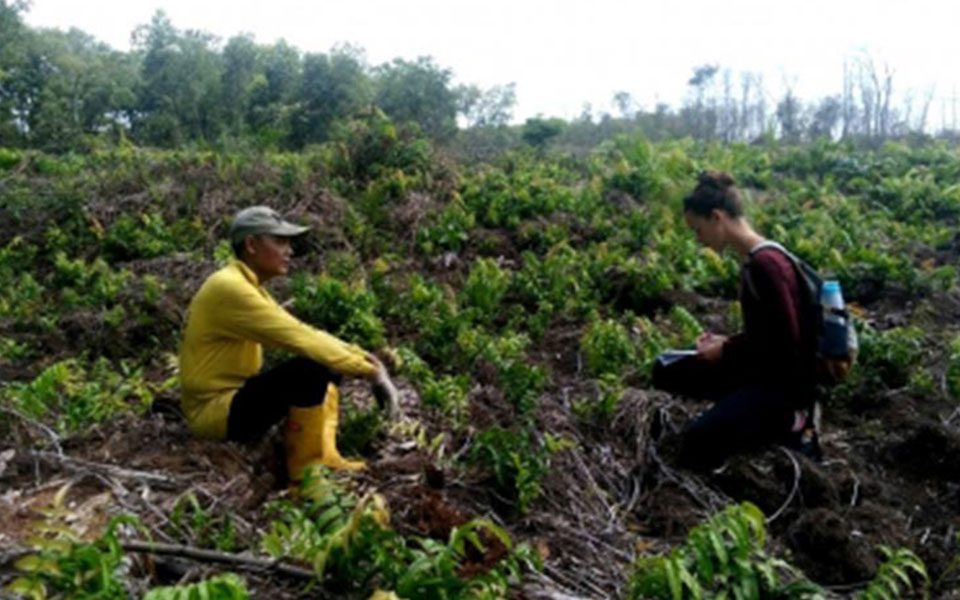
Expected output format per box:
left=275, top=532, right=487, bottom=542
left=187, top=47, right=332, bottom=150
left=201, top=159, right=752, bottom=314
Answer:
left=721, top=245, right=817, bottom=405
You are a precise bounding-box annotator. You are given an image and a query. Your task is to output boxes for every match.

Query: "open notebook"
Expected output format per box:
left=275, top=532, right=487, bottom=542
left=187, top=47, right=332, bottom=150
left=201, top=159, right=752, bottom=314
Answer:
left=655, top=349, right=698, bottom=367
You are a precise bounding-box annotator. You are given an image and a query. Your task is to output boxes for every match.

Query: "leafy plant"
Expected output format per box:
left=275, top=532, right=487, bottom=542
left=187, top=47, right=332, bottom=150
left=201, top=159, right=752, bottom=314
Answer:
left=857, top=546, right=928, bottom=600
left=391, top=519, right=541, bottom=599
left=338, top=402, right=385, bottom=457
left=470, top=427, right=554, bottom=514
left=629, top=502, right=824, bottom=599
left=456, top=328, right=545, bottom=415
left=169, top=492, right=238, bottom=552
left=102, top=213, right=204, bottom=261
left=6, top=484, right=143, bottom=600
left=143, top=573, right=249, bottom=600
left=581, top=316, right=637, bottom=378
left=1, top=358, right=155, bottom=433
left=460, top=257, right=512, bottom=321
left=945, top=334, right=960, bottom=400
left=261, top=468, right=539, bottom=595
left=0, top=336, right=30, bottom=362
left=417, top=198, right=476, bottom=254
left=291, top=273, right=386, bottom=349
left=831, top=324, right=926, bottom=402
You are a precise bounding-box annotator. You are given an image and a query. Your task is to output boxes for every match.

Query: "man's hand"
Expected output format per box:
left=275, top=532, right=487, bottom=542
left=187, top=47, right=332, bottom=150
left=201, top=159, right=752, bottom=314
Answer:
left=368, top=353, right=400, bottom=419
left=364, top=352, right=384, bottom=378
left=696, top=332, right=727, bottom=363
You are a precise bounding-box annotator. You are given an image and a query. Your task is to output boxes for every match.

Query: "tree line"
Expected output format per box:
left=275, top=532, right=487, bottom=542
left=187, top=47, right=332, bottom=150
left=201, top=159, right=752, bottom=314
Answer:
left=0, top=1, right=956, bottom=154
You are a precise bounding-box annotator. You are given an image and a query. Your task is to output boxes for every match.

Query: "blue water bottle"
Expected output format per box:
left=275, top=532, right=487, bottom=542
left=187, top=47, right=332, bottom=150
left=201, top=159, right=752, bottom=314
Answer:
left=820, top=280, right=848, bottom=357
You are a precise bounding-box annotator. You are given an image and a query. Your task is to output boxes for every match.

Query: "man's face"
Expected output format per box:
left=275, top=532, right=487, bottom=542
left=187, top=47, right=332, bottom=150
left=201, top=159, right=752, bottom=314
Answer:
left=244, top=234, right=293, bottom=281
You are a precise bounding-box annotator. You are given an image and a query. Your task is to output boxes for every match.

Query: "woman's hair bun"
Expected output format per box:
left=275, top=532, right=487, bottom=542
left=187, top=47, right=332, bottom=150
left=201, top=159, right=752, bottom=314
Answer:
left=698, top=170, right=736, bottom=190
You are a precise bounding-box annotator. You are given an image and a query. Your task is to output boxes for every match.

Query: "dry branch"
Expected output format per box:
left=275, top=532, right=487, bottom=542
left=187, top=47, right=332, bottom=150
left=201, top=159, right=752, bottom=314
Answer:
left=121, top=540, right=316, bottom=580
left=29, top=450, right=183, bottom=488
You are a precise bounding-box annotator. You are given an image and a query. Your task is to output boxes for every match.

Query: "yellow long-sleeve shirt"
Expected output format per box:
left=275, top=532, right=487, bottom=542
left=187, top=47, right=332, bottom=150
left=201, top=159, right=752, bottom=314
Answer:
left=179, top=260, right=377, bottom=439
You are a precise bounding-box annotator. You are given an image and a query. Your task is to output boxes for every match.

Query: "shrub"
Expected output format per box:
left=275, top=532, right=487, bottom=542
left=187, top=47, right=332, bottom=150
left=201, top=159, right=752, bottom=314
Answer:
left=581, top=317, right=636, bottom=378
left=470, top=427, right=553, bottom=514
left=144, top=574, right=249, bottom=600
left=2, top=358, right=154, bottom=433
left=831, top=325, right=925, bottom=402
left=6, top=485, right=142, bottom=600
left=457, top=328, right=545, bottom=415
left=417, top=198, right=475, bottom=254
left=629, top=502, right=823, bottom=599
left=460, top=257, right=512, bottom=321
left=291, top=274, right=386, bottom=349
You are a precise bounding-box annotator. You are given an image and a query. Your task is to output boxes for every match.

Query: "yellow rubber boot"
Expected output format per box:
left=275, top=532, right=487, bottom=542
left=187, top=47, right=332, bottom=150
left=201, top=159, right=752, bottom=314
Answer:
left=319, top=384, right=366, bottom=472
left=284, top=404, right=325, bottom=483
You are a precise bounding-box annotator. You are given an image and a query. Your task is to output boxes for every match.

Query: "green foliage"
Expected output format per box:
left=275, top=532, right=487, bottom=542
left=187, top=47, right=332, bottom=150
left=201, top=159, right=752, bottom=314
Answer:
left=1, top=358, right=154, bottom=433
left=374, top=56, right=459, bottom=141
left=0, top=146, right=23, bottom=169
left=629, top=502, right=824, bottom=599
left=470, top=427, right=554, bottom=513
left=169, top=492, right=238, bottom=552
left=421, top=374, right=471, bottom=421
left=144, top=573, right=249, bottom=600
left=602, top=134, right=670, bottom=201
left=102, top=213, right=204, bottom=261
left=0, top=336, right=30, bottom=362
left=417, top=198, right=476, bottom=254
left=857, top=546, right=929, bottom=600
left=394, top=346, right=470, bottom=422
left=327, top=108, right=432, bottom=188
left=391, top=519, right=541, bottom=599
left=581, top=316, right=636, bottom=378
left=831, top=325, right=925, bottom=401
left=460, top=257, right=512, bottom=321
left=388, top=274, right=465, bottom=362
left=0, top=273, right=46, bottom=323
left=6, top=485, right=143, bottom=600
left=52, top=252, right=132, bottom=308
left=457, top=328, right=545, bottom=415
left=512, top=243, right=594, bottom=316
left=521, top=117, right=566, bottom=148
left=338, top=402, right=385, bottom=457
left=260, top=470, right=380, bottom=577
left=261, top=469, right=539, bottom=595
left=573, top=374, right=624, bottom=424
left=291, top=273, right=386, bottom=349
left=462, top=162, right=577, bottom=228
left=945, top=334, right=960, bottom=400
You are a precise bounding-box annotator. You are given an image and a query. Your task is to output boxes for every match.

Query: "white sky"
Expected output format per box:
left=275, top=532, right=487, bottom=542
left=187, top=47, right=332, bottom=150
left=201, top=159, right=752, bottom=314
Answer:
left=23, top=0, right=960, bottom=125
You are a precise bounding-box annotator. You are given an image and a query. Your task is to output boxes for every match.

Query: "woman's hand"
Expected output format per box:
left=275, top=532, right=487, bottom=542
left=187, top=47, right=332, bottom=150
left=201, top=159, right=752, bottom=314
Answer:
left=696, top=332, right=727, bottom=363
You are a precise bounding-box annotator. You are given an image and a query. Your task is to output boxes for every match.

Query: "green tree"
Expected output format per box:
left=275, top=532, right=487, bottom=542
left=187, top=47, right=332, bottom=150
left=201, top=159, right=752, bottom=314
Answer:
left=0, top=0, right=29, bottom=144
left=220, top=34, right=259, bottom=137
left=132, top=11, right=224, bottom=146
left=374, top=56, right=457, bottom=141
left=521, top=116, right=566, bottom=149
left=457, top=82, right=516, bottom=128
left=291, top=44, right=371, bottom=147
left=247, top=39, right=300, bottom=146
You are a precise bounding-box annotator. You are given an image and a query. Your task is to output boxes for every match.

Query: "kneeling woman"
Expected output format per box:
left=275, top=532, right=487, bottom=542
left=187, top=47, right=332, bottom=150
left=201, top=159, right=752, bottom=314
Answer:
left=655, top=171, right=818, bottom=470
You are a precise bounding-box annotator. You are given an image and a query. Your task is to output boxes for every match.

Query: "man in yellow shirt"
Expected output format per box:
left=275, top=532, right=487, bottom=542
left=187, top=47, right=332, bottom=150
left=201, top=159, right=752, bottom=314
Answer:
left=179, top=206, right=385, bottom=479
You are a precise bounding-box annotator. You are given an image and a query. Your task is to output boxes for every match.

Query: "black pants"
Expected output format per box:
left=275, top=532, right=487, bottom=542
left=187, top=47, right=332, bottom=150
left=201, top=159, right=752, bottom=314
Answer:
left=653, top=354, right=794, bottom=470
left=227, top=357, right=340, bottom=443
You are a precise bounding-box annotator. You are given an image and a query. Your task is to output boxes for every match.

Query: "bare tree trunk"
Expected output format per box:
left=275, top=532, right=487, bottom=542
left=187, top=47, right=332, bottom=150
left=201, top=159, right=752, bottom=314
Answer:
left=841, top=59, right=854, bottom=139
left=917, top=86, right=934, bottom=133
left=739, top=72, right=752, bottom=141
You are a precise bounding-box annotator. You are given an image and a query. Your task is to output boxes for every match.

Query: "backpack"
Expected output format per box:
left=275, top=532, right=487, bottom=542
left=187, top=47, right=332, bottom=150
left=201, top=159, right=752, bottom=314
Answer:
left=745, top=241, right=858, bottom=385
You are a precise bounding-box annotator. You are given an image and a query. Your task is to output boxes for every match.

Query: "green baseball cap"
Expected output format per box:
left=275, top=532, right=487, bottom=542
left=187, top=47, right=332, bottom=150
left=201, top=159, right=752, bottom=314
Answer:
left=229, top=206, right=310, bottom=243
